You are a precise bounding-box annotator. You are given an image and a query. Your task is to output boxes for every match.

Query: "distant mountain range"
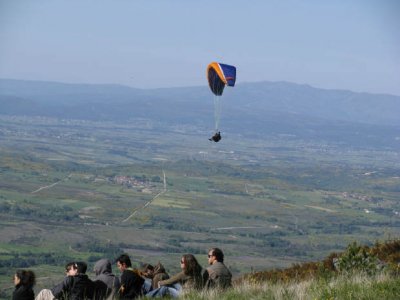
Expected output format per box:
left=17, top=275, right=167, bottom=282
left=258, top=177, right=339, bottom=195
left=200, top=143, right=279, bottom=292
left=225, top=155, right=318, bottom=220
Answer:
left=1, top=78, right=399, bottom=148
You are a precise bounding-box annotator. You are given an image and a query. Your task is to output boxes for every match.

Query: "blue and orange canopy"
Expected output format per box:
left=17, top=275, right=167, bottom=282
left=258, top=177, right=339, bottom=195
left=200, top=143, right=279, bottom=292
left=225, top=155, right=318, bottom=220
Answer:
left=207, top=62, right=236, bottom=96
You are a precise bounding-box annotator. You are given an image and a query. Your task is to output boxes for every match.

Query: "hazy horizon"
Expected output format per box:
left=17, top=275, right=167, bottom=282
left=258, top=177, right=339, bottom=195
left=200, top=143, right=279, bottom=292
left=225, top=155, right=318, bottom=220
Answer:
left=1, top=1, right=399, bottom=96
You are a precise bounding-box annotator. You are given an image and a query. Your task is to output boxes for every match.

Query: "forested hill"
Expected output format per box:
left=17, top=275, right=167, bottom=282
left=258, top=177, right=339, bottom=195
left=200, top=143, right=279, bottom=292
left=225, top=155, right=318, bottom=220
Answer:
left=1, top=78, right=399, bottom=147
left=1, top=78, right=399, bottom=125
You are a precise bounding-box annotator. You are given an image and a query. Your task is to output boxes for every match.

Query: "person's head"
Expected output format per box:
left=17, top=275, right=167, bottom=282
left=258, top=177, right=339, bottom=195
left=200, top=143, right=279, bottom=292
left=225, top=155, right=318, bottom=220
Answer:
left=76, top=261, right=88, bottom=274
left=180, top=254, right=202, bottom=276
left=14, top=270, right=36, bottom=288
left=153, top=262, right=166, bottom=274
left=94, top=258, right=112, bottom=276
left=13, top=271, right=21, bottom=286
left=208, top=248, right=224, bottom=264
left=140, top=263, right=154, bottom=278
left=65, top=262, right=79, bottom=276
left=116, top=254, right=132, bottom=272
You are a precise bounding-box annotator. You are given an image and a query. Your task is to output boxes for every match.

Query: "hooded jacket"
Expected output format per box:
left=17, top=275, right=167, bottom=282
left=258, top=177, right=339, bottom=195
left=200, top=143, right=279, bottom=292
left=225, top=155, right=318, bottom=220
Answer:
left=93, top=259, right=120, bottom=300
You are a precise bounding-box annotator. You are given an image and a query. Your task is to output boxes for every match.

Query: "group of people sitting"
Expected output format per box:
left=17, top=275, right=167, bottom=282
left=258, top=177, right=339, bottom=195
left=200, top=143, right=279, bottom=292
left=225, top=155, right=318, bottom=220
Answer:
left=12, top=247, right=232, bottom=300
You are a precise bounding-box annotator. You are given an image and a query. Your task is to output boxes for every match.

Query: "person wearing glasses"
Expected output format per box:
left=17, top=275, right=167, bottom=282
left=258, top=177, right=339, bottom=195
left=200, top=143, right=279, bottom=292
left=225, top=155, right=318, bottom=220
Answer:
left=203, top=248, right=232, bottom=290
left=146, top=254, right=203, bottom=298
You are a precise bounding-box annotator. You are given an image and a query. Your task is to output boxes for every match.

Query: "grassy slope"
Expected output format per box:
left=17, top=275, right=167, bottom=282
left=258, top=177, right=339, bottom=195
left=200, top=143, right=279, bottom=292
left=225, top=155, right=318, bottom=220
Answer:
left=0, top=116, right=399, bottom=298
left=179, top=273, right=400, bottom=300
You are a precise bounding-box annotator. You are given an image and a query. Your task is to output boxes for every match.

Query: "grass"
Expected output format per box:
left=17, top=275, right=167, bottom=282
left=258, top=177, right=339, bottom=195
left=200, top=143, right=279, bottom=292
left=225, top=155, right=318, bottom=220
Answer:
left=4, top=271, right=397, bottom=300
left=172, top=272, right=400, bottom=300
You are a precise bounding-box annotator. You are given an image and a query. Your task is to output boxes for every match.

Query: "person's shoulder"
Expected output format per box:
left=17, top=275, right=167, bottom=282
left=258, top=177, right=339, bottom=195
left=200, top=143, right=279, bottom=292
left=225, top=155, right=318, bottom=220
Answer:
left=75, top=273, right=90, bottom=279
left=14, top=286, right=34, bottom=299
left=130, top=268, right=143, bottom=278
left=75, top=274, right=95, bottom=286
left=209, top=262, right=227, bottom=271
left=171, top=271, right=187, bottom=281
left=208, top=262, right=221, bottom=269
left=124, top=269, right=144, bottom=283
left=64, top=275, right=75, bottom=285
left=177, top=270, right=186, bottom=277
left=217, top=262, right=230, bottom=270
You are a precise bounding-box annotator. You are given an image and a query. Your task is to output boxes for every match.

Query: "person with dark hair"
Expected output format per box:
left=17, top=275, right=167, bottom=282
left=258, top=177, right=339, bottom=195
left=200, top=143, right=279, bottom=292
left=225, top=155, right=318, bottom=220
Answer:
left=146, top=254, right=203, bottom=298
left=13, top=269, right=35, bottom=300
left=203, top=248, right=232, bottom=290
left=76, top=261, right=87, bottom=274
left=35, top=261, right=95, bottom=300
left=53, top=261, right=95, bottom=300
left=93, top=258, right=120, bottom=300
left=116, top=254, right=144, bottom=299
left=139, top=263, right=154, bottom=279
left=35, top=262, right=78, bottom=300
left=139, top=263, right=154, bottom=294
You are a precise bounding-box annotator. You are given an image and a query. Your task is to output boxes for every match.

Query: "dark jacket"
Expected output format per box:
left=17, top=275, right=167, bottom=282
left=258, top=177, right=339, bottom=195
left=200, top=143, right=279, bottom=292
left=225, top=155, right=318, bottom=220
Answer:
left=203, top=262, right=232, bottom=289
left=93, top=259, right=120, bottom=299
left=52, top=274, right=95, bottom=300
left=119, top=268, right=144, bottom=300
left=152, top=262, right=169, bottom=289
left=12, top=284, right=34, bottom=300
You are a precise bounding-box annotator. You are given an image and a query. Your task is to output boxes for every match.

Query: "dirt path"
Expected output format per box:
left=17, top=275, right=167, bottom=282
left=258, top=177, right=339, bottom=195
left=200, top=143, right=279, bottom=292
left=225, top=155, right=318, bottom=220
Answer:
left=122, top=170, right=167, bottom=223
left=31, top=174, right=72, bottom=194
left=212, top=226, right=268, bottom=230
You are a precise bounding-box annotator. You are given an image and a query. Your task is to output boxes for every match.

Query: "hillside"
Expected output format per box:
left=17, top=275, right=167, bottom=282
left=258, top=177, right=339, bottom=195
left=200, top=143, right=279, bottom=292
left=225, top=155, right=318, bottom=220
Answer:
left=182, top=240, right=400, bottom=299
left=2, top=240, right=399, bottom=299
left=1, top=79, right=399, bottom=149
left=1, top=79, right=399, bottom=126
left=0, top=80, right=399, bottom=299
left=242, top=239, right=400, bottom=283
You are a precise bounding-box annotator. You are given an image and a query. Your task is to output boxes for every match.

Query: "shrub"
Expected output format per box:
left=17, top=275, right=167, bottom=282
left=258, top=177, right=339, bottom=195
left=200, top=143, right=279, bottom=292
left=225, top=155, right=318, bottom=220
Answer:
left=337, top=241, right=379, bottom=275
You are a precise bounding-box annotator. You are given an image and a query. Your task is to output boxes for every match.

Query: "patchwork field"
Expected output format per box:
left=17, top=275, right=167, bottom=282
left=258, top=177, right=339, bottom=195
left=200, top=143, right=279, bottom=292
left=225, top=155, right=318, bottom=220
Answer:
left=0, top=115, right=399, bottom=298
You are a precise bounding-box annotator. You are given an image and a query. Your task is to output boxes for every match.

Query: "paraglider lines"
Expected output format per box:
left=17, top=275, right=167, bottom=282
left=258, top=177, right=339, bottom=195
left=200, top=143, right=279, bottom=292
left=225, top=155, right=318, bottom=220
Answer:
left=214, top=94, right=222, bottom=131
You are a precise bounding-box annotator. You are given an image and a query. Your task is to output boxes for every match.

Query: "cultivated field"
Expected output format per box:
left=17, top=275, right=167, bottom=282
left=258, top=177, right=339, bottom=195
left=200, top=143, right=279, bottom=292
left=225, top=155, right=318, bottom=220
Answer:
left=0, top=115, right=399, bottom=298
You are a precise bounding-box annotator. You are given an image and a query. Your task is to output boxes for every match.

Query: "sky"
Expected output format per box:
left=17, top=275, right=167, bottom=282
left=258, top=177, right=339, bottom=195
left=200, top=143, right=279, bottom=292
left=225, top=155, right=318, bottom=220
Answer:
left=0, top=0, right=399, bottom=95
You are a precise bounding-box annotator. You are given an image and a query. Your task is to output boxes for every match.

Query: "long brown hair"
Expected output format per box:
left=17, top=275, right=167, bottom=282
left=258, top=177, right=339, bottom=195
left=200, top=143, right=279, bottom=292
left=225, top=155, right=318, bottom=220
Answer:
left=181, top=254, right=202, bottom=277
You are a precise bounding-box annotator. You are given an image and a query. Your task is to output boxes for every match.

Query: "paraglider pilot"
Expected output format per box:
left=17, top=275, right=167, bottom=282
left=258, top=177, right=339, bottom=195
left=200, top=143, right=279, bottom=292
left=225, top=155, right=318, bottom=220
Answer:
left=209, top=131, right=221, bottom=142
left=207, top=62, right=236, bottom=143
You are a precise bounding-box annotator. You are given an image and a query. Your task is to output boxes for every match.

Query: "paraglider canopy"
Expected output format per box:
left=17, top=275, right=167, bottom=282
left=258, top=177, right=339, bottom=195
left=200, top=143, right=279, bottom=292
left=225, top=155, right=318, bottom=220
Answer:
left=207, top=62, right=236, bottom=96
